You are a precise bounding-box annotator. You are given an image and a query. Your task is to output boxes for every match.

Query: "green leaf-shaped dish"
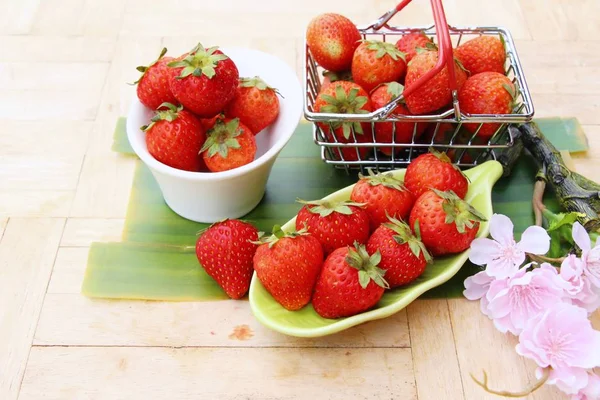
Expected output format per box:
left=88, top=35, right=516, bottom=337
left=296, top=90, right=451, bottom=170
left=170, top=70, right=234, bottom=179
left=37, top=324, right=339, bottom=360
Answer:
left=249, top=160, right=503, bottom=337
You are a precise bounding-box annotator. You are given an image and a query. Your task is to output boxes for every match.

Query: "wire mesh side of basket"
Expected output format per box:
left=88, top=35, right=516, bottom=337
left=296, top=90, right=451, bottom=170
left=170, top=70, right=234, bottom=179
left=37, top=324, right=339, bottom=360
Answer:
left=303, top=25, right=535, bottom=173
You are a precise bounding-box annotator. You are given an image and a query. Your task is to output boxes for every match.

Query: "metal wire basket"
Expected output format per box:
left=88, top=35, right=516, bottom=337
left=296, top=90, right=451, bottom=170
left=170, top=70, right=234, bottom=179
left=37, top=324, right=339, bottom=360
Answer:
left=303, top=0, right=534, bottom=173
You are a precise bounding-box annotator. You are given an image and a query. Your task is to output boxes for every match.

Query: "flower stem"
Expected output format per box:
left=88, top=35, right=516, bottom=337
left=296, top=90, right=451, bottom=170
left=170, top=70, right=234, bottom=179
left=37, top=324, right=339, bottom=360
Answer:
left=527, top=253, right=565, bottom=265
left=470, top=368, right=550, bottom=398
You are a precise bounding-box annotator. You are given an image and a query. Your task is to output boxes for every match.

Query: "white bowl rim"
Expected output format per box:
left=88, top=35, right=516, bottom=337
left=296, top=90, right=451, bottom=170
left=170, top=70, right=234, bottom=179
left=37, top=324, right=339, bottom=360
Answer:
left=126, top=46, right=303, bottom=182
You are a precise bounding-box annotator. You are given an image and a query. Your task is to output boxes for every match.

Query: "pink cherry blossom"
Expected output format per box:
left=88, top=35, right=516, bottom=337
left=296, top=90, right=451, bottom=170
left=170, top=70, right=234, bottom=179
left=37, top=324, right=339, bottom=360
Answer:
left=560, top=254, right=600, bottom=313
left=463, top=271, right=494, bottom=317
left=572, top=372, right=600, bottom=400
left=486, top=263, right=564, bottom=335
left=573, top=222, right=600, bottom=289
left=469, top=214, right=550, bottom=279
left=516, top=302, right=600, bottom=395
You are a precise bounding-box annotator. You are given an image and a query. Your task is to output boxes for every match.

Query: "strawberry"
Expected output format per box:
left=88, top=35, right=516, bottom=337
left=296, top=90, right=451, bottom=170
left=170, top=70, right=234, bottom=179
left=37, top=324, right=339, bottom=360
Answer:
left=366, top=216, right=431, bottom=287
left=350, top=169, right=415, bottom=232
left=312, top=243, right=388, bottom=319
left=224, top=76, right=280, bottom=134
left=395, top=31, right=433, bottom=64
left=200, top=118, right=256, bottom=172
left=409, top=189, right=485, bottom=256
left=454, top=36, right=506, bottom=76
left=458, top=72, right=516, bottom=139
left=313, top=81, right=373, bottom=161
left=370, top=82, right=427, bottom=155
left=306, top=13, right=361, bottom=72
left=351, top=40, right=406, bottom=93
left=253, top=225, right=324, bottom=311
left=296, top=199, right=370, bottom=255
left=404, top=149, right=469, bottom=199
left=134, top=48, right=179, bottom=110
left=404, top=49, right=467, bottom=115
left=168, top=43, right=239, bottom=117
left=199, top=114, right=224, bottom=131
left=142, top=102, right=206, bottom=172
left=195, top=219, right=259, bottom=299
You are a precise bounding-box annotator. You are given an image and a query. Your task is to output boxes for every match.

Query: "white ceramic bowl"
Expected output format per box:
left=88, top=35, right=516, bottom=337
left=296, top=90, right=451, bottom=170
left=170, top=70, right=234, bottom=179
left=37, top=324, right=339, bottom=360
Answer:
left=127, top=47, right=303, bottom=223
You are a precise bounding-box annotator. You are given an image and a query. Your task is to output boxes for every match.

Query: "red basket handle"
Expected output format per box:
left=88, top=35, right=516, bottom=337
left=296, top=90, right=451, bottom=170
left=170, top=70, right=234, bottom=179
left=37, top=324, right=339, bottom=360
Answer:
left=371, top=0, right=459, bottom=117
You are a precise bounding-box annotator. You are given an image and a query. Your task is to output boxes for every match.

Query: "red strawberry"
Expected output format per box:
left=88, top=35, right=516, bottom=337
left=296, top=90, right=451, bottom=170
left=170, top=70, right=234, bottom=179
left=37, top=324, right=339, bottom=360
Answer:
left=195, top=219, right=259, bottom=299
left=458, top=72, right=516, bottom=139
left=351, top=40, right=406, bottom=93
left=409, top=189, right=485, bottom=256
left=224, top=76, right=280, bottom=134
left=350, top=169, right=415, bottom=232
left=143, top=102, right=206, bottom=172
left=200, top=118, right=256, bottom=172
left=454, top=36, right=506, bottom=76
left=404, top=49, right=467, bottom=115
left=312, top=243, right=388, bottom=319
left=404, top=149, right=469, bottom=199
left=253, top=225, right=324, bottom=311
left=134, top=48, right=179, bottom=110
left=370, top=82, right=427, bottom=155
left=306, top=13, right=361, bottom=72
left=395, top=31, right=433, bottom=64
left=168, top=43, right=239, bottom=117
left=313, top=81, right=373, bottom=161
left=296, top=199, right=370, bottom=255
left=366, top=216, right=432, bottom=287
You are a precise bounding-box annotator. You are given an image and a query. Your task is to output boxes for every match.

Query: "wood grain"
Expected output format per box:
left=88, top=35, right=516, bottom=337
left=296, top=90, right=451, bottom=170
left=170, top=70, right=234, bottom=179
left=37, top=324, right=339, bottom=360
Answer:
left=0, top=36, right=116, bottom=62
left=0, top=190, right=73, bottom=218
left=20, top=347, right=417, bottom=400
left=46, top=247, right=89, bottom=294
left=34, top=294, right=411, bottom=348
left=60, top=218, right=124, bottom=247
left=407, top=300, right=465, bottom=400
left=0, top=218, right=64, bottom=400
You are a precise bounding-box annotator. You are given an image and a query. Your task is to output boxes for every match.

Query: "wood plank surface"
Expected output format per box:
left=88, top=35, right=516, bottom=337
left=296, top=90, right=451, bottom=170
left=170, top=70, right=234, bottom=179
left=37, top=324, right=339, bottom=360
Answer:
left=0, top=218, right=64, bottom=400
left=19, top=347, right=417, bottom=400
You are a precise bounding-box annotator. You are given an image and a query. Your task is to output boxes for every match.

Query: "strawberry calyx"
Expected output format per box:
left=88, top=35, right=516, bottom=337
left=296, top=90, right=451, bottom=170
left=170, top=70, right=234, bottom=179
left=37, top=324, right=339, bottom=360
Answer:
left=297, top=198, right=366, bottom=217
left=140, top=102, right=182, bottom=131
left=431, top=188, right=487, bottom=233
left=168, top=43, right=228, bottom=80
left=240, top=76, right=283, bottom=98
left=345, top=242, right=389, bottom=289
left=132, top=47, right=168, bottom=85
left=251, top=224, right=310, bottom=248
left=200, top=118, right=243, bottom=159
left=319, top=83, right=370, bottom=139
left=414, top=41, right=438, bottom=55
left=502, top=82, right=518, bottom=110
left=385, top=81, right=404, bottom=100
left=383, top=216, right=432, bottom=262
left=322, top=70, right=353, bottom=83
left=363, top=40, right=406, bottom=62
left=358, top=168, right=408, bottom=192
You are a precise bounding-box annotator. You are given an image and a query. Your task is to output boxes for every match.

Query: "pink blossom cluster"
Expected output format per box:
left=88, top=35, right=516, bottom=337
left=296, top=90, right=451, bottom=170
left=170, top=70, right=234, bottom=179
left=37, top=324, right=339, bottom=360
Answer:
left=464, top=214, right=600, bottom=399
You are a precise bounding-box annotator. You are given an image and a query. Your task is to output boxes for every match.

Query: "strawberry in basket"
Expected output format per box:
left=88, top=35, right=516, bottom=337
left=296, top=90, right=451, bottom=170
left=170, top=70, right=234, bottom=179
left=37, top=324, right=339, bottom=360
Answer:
left=395, top=31, right=433, bottom=64
left=313, top=81, right=373, bottom=161
left=306, top=13, right=361, bottom=72
left=351, top=40, right=407, bottom=92
left=455, top=35, right=506, bottom=75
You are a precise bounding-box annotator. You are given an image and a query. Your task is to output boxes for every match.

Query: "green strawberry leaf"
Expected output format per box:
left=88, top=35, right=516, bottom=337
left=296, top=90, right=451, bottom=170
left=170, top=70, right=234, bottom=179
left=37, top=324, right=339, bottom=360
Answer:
left=335, top=84, right=347, bottom=102
left=386, top=82, right=404, bottom=100
left=433, top=188, right=486, bottom=234
left=342, top=123, right=352, bottom=139
left=358, top=270, right=370, bottom=289
left=347, top=88, right=359, bottom=103
left=296, top=198, right=365, bottom=217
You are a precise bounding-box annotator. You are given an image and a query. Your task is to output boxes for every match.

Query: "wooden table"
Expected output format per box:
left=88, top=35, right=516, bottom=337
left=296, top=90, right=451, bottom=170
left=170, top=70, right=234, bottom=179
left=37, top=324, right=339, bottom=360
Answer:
left=1, top=0, right=598, bottom=399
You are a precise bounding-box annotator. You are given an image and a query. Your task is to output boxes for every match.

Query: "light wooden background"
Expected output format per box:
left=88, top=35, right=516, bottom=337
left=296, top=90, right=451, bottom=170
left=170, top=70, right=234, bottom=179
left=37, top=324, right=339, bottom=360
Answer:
left=1, top=0, right=599, bottom=399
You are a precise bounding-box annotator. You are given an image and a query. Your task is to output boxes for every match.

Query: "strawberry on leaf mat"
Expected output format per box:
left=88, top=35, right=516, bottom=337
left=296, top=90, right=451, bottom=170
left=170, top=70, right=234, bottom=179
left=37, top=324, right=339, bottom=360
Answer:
left=195, top=219, right=260, bottom=299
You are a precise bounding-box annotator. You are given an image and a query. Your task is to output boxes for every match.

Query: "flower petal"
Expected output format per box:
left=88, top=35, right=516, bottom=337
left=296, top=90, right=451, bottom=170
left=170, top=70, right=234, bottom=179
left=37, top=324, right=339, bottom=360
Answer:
left=468, top=238, right=501, bottom=266
left=486, top=256, right=520, bottom=279
left=463, top=271, right=493, bottom=300
left=573, top=222, right=592, bottom=252
left=517, top=225, right=550, bottom=255
left=489, top=214, right=515, bottom=246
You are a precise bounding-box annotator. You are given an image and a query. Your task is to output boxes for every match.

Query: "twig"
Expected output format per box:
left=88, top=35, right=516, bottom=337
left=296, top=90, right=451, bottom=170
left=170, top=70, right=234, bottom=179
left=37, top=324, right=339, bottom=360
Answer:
left=471, top=368, right=550, bottom=398
left=527, top=253, right=565, bottom=265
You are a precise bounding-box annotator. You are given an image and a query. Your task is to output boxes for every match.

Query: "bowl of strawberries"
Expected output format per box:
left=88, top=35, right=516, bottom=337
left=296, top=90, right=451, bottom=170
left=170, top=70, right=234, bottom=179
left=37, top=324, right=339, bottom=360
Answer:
left=126, top=44, right=303, bottom=223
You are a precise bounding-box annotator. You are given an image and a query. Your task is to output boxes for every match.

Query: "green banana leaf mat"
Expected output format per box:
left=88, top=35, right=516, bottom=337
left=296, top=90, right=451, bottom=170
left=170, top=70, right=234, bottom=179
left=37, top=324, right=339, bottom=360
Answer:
left=82, top=117, right=589, bottom=301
